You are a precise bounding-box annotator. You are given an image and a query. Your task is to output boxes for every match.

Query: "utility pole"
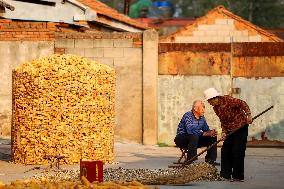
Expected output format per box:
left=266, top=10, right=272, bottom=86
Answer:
left=124, top=0, right=131, bottom=15
left=248, top=0, right=253, bottom=22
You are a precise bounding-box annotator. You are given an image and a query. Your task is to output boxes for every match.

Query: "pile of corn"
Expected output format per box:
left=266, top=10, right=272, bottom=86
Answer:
left=12, top=54, right=116, bottom=165
left=0, top=177, right=155, bottom=189
left=33, top=163, right=222, bottom=185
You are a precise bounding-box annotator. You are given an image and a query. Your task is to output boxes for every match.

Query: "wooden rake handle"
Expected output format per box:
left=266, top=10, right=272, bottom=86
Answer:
left=180, top=105, right=274, bottom=167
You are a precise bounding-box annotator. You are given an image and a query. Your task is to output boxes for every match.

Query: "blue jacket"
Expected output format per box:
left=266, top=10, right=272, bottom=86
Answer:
left=176, top=111, right=210, bottom=136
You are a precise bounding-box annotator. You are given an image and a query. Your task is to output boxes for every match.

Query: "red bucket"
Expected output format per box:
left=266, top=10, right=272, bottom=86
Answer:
left=80, top=160, right=103, bottom=183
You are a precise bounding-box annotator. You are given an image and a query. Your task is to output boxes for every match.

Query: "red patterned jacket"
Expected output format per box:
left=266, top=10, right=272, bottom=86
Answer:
left=213, top=95, right=251, bottom=133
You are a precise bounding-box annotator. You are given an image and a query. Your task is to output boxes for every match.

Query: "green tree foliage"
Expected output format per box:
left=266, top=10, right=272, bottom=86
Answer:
left=129, top=0, right=152, bottom=18
left=174, top=0, right=284, bottom=28
left=99, top=0, right=125, bottom=12
left=99, top=0, right=284, bottom=27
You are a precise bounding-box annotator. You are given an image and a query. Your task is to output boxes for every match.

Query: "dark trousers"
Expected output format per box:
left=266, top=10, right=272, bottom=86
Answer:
left=174, top=134, right=217, bottom=162
left=220, top=125, right=248, bottom=180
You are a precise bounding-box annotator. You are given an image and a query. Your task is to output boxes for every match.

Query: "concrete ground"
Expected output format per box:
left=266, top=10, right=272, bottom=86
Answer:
left=1, top=138, right=284, bottom=189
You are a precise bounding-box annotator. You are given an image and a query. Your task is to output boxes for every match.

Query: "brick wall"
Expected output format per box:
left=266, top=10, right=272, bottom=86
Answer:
left=0, top=41, right=54, bottom=137
left=0, top=19, right=61, bottom=137
left=166, top=18, right=267, bottom=43
left=0, top=18, right=159, bottom=144
left=0, top=20, right=56, bottom=41
left=0, top=19, right=87, bottom=41
left=158, top=43, right=284, bottom=76
left=178, top=18, right=263, bottom=43
left=54, top=32, right=142, bottom=66
left=0, top=19, right=147, bottom=143
left=55, top=32, right=144, bottom=143
left=158, top=42, right=284, bottom=146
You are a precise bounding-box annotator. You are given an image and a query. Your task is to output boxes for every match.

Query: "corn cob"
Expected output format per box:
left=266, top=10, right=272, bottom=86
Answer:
left=12, top=54, right=116, bottom=165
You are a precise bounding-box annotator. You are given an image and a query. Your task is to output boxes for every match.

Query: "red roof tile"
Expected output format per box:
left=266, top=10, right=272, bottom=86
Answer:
left=78, top=0, right=148, bottom=30
left=135, top=18, right=196, bottom=28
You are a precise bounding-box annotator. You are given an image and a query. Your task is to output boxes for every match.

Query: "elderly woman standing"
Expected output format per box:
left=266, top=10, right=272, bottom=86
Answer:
left=204, top=88, right=253, bottom=182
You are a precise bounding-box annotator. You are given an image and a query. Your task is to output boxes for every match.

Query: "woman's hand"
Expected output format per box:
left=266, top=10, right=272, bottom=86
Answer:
left=210, top=129, right=217, bottom=137
left=221, top=132, right=227, bottom=140
left=247, top=114, right=253, bottom=124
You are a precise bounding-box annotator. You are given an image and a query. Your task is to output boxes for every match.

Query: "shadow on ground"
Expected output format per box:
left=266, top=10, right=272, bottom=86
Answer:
left=0, top=137, right=11, bottom=161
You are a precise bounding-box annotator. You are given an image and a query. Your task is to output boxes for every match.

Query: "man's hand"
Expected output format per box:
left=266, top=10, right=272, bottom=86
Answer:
left=203, top=130, right=217, bottom=137
left=247, top=114, right=253, bottom=124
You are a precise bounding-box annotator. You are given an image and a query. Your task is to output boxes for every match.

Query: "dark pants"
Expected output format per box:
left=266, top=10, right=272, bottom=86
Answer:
left=220, top=125, right=248, bottom=180
left=174, top=134, right=217, bottom=162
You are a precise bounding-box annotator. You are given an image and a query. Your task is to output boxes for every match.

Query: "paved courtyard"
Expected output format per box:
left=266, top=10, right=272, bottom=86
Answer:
left=1, top=138, right=284, bottom=189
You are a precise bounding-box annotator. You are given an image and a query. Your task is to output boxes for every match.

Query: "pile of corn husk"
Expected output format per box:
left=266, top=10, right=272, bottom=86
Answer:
left=32, top=162, right=222, bottom=185
left=104, top=163, right=222, bottom=185
left=12, top=54, right=116, bottom=165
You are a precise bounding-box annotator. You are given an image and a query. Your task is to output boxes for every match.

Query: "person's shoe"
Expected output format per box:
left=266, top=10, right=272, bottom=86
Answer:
left=205, top=159, right=220, bottom=166
left=221, top=176, right=231, bottom=181
left=232, top=178, right=244, bottom=182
